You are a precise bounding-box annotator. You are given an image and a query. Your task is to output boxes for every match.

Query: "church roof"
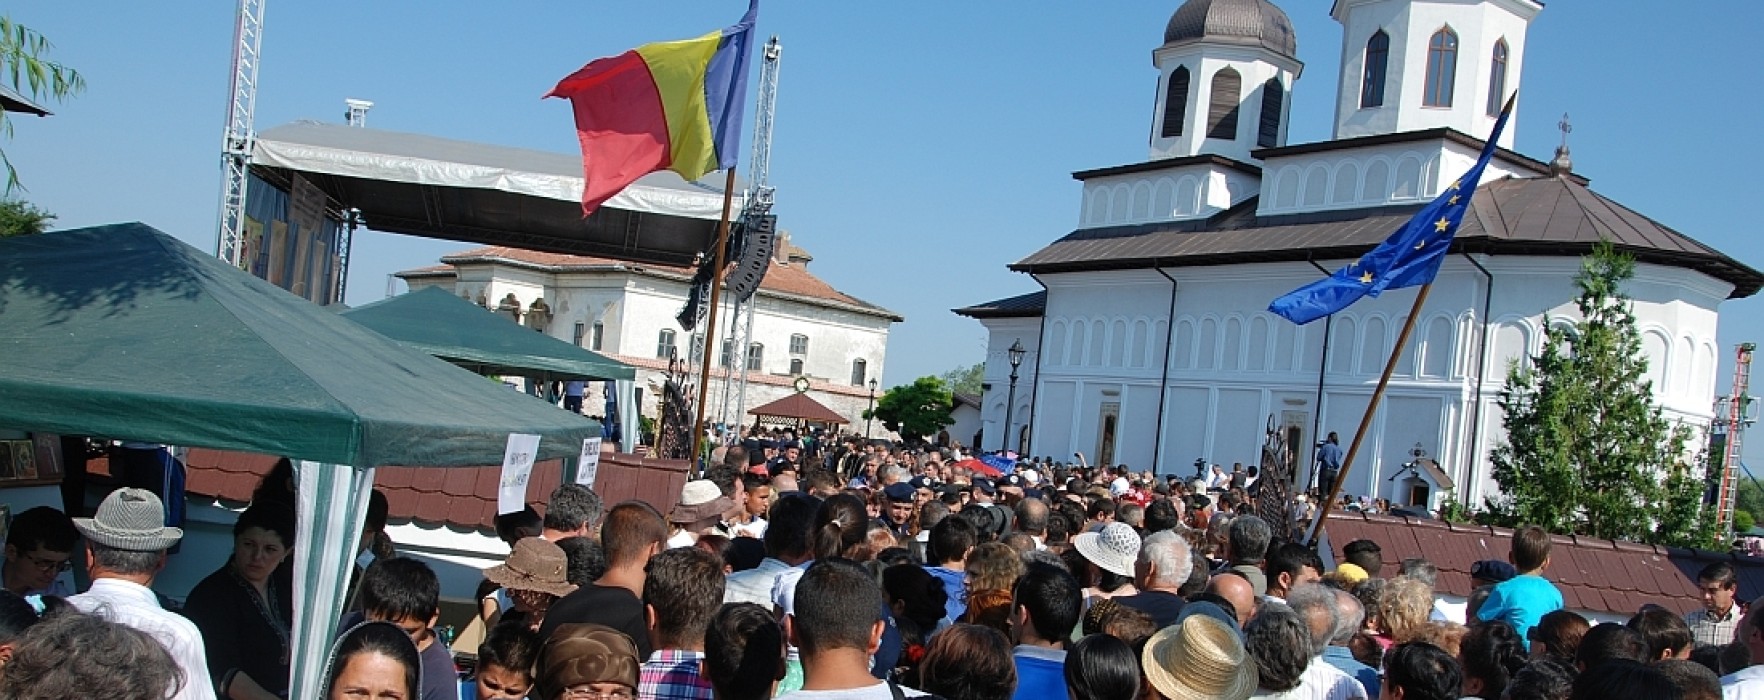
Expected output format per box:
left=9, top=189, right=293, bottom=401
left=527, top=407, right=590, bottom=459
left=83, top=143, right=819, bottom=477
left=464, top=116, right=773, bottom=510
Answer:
left=1164, top=0, right=1298, bottom=59
left=952, top=290, right=1047, bottom=319
left=401, top=246, right=903, bottom=321
left=1009, top=176, right=1764, bottom=299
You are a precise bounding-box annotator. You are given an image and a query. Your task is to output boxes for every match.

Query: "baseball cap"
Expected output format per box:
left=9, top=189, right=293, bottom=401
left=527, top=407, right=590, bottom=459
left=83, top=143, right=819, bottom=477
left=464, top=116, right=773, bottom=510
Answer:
left=1470, top=560, right=1517, bottom=584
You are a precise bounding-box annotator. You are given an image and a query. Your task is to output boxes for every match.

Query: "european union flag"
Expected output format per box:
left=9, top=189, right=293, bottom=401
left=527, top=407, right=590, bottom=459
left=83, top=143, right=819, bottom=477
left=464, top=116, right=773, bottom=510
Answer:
left=1269, top=95, right=1516, bottom=324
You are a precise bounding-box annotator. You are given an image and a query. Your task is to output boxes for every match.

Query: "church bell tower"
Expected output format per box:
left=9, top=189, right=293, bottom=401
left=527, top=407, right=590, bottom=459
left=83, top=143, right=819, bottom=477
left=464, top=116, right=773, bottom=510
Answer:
left=1150, top=0, right=1304, bottom=164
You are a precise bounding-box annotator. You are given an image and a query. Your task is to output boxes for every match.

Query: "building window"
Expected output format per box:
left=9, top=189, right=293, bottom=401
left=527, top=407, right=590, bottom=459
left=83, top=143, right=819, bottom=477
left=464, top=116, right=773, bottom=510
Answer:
left=1488, top=39, right=1509, bottom=116
left=1160, top=66, right=1190, bottom=138
left=590, top=322, right=604, bottom=351
left=746, top=343, right=764, bottom=372
left=789, top=358, right=804, bottom=375
left=719, top=340, right=734, bottom=368
left=573, top=323, right=586, bottom=347
left=789, top=333, right=809, bottom=356
left=1206, top=68, right=1240, bottom=140
left=1424, top=27, right=1458, bottom=107
left=656, top=329, right=677, bottom=359
left=1361, top=31, right=1389, bottom=108
left=850, top=358, right=867, bottom=386
left=1256, top=77, right=1284, bottom=148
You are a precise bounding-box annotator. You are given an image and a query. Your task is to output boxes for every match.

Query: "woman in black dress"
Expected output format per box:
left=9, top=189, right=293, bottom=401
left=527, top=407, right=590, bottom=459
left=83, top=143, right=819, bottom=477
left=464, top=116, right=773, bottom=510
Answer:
left=185, top=503, right=296, bottom=699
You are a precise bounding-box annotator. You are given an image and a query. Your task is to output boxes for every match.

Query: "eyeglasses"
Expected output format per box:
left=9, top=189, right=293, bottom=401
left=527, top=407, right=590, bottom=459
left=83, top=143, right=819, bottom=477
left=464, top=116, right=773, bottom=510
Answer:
left=22, top=552, right=70, bottom=573
left=562, top=689, right=633, bottom=700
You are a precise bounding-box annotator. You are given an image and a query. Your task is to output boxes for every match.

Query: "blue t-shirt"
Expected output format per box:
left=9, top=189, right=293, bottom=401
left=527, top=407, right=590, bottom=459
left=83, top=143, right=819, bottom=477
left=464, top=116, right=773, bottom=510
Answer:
left=1010, top=647, right=1067, bottom=700
left=1476, top=573, right=1562, bottom=648
left=925, top=566, right=967, bottom=621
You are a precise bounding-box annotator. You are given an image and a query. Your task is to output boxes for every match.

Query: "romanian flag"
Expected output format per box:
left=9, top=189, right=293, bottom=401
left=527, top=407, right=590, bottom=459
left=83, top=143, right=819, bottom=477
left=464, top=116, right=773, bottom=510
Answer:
left=546, top=1, right=759, bottom=214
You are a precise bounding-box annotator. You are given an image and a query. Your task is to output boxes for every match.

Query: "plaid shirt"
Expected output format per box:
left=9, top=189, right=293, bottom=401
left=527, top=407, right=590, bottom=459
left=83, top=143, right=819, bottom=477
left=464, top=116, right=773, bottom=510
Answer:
left=639, top=649, right=712, bottom=700
left=1687, top=602, right=1747, bottom=647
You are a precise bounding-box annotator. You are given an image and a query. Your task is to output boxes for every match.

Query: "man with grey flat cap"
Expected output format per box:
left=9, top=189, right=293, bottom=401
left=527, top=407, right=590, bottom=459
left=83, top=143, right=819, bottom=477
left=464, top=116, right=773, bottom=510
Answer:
left=70, top=487, right=217, bottom=700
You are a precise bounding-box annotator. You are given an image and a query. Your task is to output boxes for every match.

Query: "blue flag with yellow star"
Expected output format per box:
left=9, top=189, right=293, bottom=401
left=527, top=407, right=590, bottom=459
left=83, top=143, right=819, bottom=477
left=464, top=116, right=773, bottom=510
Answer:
left=1269, top=95, right=1516, bottom=324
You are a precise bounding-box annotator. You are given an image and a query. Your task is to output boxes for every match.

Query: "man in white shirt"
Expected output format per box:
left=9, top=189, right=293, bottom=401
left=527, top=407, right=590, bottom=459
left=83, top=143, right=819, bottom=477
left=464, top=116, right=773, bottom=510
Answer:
left=69, top=488, right=216, bottom=700
left=725, top=494, right=816, bottom=605
left=1722, top=595, right=1764, bottom=700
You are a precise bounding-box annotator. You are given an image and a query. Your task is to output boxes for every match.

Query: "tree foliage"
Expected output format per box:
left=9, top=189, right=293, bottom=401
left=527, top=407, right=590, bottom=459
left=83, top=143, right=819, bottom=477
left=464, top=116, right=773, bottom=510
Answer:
left=0, top=17, right=85, bottom=190
left=0, top=198, right=51, bottom=236
left=939, top=362, right=984, bottom=397
left=1481, top=242, right=1714, bottom=547
left=866, top=376, right=955, bottom=443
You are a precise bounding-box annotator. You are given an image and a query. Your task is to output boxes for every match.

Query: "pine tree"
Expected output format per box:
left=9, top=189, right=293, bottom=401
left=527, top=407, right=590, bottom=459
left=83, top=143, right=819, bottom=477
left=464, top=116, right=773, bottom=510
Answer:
left=1482, top=242, right=1712, bottom=546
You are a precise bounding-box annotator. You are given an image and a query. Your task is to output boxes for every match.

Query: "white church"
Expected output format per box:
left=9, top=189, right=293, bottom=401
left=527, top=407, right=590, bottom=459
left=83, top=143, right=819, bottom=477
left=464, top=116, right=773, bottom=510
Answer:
left=956, top=0, right=1762, bottom=511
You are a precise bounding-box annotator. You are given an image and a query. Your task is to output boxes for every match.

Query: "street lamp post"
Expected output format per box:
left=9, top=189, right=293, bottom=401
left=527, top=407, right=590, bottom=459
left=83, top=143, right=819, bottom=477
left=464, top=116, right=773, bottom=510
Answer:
left=1001, top=339, right=1026, bottom=454
left=865, top=378, right=878, bottom=438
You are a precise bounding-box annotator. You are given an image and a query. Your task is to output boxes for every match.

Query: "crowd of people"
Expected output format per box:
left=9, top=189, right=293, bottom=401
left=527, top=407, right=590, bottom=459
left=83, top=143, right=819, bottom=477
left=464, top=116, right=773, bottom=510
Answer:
left=0, top=438, right=1761, bottom=700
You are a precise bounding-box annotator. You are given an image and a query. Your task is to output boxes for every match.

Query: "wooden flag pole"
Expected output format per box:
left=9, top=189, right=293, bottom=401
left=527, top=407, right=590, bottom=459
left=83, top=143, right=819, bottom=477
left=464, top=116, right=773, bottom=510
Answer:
left=1303, top=282, right=1434, bottom=546
left=690, top=169, right=740, bottom=464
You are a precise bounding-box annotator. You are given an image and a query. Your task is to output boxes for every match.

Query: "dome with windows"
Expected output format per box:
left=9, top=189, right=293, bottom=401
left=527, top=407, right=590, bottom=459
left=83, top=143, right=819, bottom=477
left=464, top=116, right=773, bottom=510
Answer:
left=1163, top=0, right=1298, bottom=59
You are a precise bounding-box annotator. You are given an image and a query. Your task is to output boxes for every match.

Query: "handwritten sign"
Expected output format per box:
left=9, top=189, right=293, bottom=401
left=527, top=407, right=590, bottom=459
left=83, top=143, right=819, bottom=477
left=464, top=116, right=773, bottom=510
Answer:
left=498, top=433, right=541, bottom=514
left=576, top=438, right=603, bottom=487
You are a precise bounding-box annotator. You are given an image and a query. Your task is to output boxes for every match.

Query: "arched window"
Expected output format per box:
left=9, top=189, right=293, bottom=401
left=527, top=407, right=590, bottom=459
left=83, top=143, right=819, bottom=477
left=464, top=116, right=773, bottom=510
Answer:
left=1257, top=77, right=1284, bottom=148
left=1161, top=66, right=1190, bottom=138
left=850, top=359, right=868, bottom=386
left=1361, top=31, right=1389, bottom=108
left=1424, top=27, right=1458, bottom=107
left=656, top=329, right=677, bottom=359
left=1487, top=39, right=1509, bottom=116
left=1206, top=68, right=1241, bottom=140
left=746, top=343, right=764, bottom=372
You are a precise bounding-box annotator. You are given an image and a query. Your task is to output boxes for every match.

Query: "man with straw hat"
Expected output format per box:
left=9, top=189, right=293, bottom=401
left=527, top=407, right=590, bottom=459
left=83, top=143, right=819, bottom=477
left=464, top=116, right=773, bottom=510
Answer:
left=69, top=487, right=217, bottom=700
left=484, top=537, right=578, bottom=632
left=1142, top=615, right=1259, bottom=700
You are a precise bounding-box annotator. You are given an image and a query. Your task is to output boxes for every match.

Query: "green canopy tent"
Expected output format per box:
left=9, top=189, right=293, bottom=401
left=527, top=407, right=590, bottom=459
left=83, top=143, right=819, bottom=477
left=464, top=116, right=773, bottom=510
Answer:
left=0, top=223, right=602, bottom=697
left=340, top=285, right=635, bottom=382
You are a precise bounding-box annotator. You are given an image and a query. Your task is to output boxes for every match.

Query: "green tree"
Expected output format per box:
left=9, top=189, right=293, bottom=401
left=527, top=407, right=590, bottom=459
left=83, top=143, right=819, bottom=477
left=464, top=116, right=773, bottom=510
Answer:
left=865, top=376, right=955, bottom=443
left=0, top=17, right=84, bottom=190
left=939, top=362, right=984, bottom=397
left=1481, top=242, right=1712, bottom=547
left=0, top=198, right=51, bottom=236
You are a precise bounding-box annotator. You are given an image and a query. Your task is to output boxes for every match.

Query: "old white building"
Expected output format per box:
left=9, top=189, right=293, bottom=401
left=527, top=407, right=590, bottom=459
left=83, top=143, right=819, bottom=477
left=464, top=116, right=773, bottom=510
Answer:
left=400, top=233, right=901, bottom=434
left=957, top=0, right=1762, bottom=510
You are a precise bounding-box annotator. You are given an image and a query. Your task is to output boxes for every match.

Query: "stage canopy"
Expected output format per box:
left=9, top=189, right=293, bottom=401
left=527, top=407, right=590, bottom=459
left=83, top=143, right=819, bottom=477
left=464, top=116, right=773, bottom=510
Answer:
left=249, top=121, right=744, bottom=267
left=340, top=286, right=635, bottom=382
left=749, top=392, right=848, bottom=426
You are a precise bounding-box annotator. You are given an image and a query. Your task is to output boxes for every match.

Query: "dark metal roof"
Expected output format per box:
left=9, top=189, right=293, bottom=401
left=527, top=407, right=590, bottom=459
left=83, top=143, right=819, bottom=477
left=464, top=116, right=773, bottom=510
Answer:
left=1324, top=512, right=1764, bottom=617
left=0, top=84, right=49, bottom=117
left=1073, top=154, right=1261, bottom=181
left=1011, top=176, right=1764, bottom=299
left=953, top=290, right=1047, bottom=319
left=1164, top=0, right=1298, bottom=59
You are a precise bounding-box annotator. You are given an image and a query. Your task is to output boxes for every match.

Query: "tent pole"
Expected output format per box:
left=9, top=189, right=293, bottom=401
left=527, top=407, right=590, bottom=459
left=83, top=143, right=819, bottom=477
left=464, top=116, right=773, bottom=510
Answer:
left=1303, top=282, right=1432, bottom=546
left=691, top=169, right=739, bottom=463
left=289, top=462, right=377, bottom=700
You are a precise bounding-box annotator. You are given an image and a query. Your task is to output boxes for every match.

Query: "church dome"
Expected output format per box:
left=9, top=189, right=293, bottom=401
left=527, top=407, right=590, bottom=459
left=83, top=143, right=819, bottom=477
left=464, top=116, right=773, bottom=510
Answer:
left=1163, top=0, right=1298, bottom=59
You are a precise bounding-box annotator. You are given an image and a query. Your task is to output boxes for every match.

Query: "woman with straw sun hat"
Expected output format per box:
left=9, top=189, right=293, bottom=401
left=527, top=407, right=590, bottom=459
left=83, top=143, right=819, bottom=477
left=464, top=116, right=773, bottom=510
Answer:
left=1141, top=614, right=1260, bottom=700
left=484, top=537, right=578, bottom=633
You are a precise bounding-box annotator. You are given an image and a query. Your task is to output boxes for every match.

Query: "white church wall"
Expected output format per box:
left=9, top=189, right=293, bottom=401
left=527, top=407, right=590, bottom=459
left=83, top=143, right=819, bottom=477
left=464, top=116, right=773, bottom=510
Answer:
left=1257, top=138, right=1534, bottom=217
left=978, top=317, right=1042, bottom=453
left=1078, top=166, right=1259, bottom=228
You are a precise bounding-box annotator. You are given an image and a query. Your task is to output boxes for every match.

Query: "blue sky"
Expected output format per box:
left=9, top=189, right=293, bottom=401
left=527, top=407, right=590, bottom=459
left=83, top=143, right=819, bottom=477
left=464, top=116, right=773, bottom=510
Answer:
left=9, top=2, right=1764, bottom=461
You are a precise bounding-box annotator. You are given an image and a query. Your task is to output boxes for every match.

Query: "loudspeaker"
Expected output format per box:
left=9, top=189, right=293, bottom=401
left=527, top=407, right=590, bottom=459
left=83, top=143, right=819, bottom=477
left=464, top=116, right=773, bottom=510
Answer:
left=723, top=214, right=777, bottom=303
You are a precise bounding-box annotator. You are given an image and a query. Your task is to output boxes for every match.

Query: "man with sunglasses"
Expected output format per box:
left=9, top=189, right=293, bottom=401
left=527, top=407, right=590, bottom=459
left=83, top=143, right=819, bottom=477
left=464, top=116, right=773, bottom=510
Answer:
left=2, top=505, right=78, bottom=597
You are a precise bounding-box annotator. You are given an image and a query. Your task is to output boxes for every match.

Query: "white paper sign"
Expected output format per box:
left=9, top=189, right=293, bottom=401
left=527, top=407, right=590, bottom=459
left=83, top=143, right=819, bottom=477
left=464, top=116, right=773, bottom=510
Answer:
left=498, top=433, right=541, bottom=514
left=576, top=438, right=603, bottom=487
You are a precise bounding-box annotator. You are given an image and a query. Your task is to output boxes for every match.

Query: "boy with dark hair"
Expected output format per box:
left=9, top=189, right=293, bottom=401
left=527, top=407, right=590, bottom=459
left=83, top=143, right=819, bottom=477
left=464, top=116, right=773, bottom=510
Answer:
left=1341, top=539, right=1384, bottom=578
left=705, top=603, right=785, bottom=700
left=779, top=560, right=924, bottom=699
left=640, top=547, right=728, bottom=700
left=349, top=557, right=455, bottom=700
left=725, top=493, right=818, bottom=606
left=1382, top=642, right=1461, bottom=700
left=1628, top=607, right=1695, bottom=661
left=1009, top=562, right=1081, bottom=700
left=1476, top=525, right=1562, bottom=647
left=2, top=506, right=78, bottom=596
left=1265, top=541, right=1323, bottom=602
left=541, top=501, right=668, bottom=657
left=925, top=517, right=978, bottom=621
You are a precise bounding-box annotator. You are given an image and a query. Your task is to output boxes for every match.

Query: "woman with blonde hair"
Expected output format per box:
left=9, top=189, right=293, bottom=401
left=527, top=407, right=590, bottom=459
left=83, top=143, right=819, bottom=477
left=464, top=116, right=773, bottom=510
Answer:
left=1379, top=576, right=1436, bottom=645
left=961, top=543, right=1024, bottom=635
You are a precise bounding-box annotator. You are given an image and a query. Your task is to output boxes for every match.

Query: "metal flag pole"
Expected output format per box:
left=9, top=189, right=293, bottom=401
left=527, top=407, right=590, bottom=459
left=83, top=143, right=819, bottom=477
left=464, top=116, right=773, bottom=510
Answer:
left=1303, top=282, right=1433, bottom=546
left=690, top=169, right=740, bottom=463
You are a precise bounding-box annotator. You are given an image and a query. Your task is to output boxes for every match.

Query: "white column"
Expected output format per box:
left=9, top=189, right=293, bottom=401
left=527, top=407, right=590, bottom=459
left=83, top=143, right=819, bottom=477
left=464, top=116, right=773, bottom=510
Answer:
left=291, top=462, right=377, bottom=699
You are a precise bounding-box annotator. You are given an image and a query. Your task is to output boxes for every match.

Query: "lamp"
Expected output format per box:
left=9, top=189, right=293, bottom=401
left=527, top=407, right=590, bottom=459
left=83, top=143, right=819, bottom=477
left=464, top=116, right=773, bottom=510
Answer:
left=866, top=378, right=878, bottom=438
left=1002, top=339, right=1026, bottom=453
